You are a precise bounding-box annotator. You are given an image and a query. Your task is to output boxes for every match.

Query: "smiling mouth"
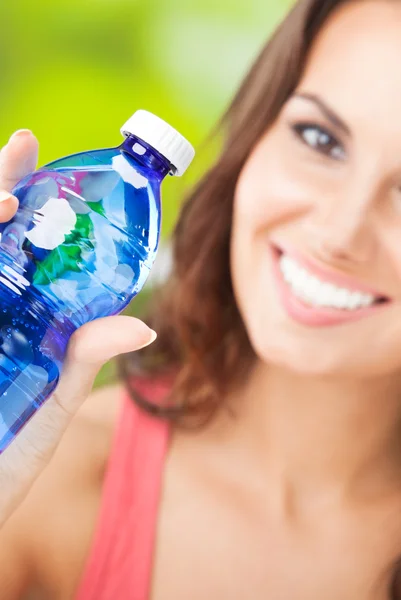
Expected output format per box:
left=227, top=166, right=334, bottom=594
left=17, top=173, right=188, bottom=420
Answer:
left=268, top=243, right=393, bottom=328
left=272, top=244, right=391, bottom=307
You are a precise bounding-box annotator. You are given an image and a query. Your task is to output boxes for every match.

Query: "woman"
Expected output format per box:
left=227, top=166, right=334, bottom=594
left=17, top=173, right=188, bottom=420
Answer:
left=1, top=0, right=401, bottom=597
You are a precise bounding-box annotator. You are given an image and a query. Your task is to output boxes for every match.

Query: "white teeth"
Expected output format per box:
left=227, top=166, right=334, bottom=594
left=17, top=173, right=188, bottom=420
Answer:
left=279, top=254, right=378, bottom=310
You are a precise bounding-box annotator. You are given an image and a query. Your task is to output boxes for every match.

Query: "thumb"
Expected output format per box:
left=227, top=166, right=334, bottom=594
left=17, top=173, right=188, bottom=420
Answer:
left=21, top=314, right=156, bottom=444
left=0, top=129, right=39, bottom=192
left=55, top=314, right=157, bottom=415
left=0, top=315, right=156, bottom=519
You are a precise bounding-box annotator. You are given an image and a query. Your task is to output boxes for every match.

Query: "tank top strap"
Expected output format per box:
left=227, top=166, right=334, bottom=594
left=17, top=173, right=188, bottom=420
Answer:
left=75, top=381, right=171, bottom=600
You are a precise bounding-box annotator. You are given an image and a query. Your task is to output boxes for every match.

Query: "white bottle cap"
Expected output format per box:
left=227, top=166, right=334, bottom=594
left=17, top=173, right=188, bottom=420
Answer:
left=120, top=110, right=195, bottom=177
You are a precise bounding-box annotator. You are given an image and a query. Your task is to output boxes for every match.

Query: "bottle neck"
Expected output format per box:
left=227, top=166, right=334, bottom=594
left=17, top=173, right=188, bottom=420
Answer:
left=120, top=134, right=174, bottom=180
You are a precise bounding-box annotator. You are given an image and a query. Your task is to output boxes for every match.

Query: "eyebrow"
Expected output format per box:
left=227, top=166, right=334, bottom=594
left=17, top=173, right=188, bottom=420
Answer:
left=291, top=92, right=351, bottom=137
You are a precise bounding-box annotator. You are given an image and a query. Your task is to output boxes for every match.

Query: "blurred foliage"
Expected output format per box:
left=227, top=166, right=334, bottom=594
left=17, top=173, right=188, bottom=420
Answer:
left=0, top=0, right=293, bottom=388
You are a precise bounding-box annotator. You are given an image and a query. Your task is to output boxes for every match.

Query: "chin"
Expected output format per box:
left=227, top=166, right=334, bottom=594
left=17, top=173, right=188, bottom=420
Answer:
left=241, top=298, right=393, bottom=379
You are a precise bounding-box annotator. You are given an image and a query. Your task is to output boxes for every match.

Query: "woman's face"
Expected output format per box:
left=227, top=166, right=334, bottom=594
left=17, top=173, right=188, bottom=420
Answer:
left=231, top=0, right=401, bottom=378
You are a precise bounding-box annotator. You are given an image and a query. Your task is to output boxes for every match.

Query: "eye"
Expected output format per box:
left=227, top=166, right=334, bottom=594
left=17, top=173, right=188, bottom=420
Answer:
left=291, top=123, right=346, bottom=161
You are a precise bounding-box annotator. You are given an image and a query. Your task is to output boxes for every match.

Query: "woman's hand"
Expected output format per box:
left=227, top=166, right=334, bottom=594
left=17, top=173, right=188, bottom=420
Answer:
left=0, top=130, right=157, bottom=527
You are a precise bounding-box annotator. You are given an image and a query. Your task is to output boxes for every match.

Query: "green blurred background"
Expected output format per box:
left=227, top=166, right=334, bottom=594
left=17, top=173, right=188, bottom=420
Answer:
left=0, top=0, right=293, bottom=388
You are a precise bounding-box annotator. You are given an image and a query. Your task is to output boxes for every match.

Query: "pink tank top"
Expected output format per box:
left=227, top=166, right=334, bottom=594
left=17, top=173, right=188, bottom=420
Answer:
left=74, top=378, right=171, bottom=600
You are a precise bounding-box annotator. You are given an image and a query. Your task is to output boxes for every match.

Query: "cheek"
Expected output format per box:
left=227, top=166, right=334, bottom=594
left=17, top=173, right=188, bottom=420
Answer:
left=230, top=154, right=274, bottom=340
left=230, top=136, right=291, bottom=315
left=230, top=128, right=321, bottom=337
left=233, top=134, right=315, bottom=236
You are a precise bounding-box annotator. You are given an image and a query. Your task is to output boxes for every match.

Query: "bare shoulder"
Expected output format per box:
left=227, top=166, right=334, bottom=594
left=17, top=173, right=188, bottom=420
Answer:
left=0, top=381, right=126, bottom=599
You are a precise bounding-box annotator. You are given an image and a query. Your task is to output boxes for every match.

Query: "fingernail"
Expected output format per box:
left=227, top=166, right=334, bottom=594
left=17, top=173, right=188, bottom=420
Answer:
left=137, top=329, right=157, bottom=350
left=0, top=191, right=12, bottom=203
left=9, top=129, right=31, bottom=143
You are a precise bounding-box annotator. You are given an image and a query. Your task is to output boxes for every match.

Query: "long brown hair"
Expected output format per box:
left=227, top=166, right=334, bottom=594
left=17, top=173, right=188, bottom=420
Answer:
left=117, top=0, right=401, bottom=595
left=118, top=0, right=345, bottom=423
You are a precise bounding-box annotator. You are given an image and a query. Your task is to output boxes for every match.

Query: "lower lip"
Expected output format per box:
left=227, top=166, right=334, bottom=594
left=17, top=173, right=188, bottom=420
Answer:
left=269, top=245, right=390, bottom=328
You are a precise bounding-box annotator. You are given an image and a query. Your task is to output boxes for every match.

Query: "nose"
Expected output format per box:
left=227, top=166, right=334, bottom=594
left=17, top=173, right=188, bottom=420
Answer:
left=302, top=182, right=379, bottom=265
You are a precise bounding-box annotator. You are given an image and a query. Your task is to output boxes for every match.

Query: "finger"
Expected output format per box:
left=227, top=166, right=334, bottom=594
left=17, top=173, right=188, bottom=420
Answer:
left=0, top=129, right=39, bottom=192
left=0, top=190, right=19, bottom=223
left=0, top=316, right=156, bottom=486
left=70, top=314, right=157, bottom=364
left=56, top=314, right=157, bottom=413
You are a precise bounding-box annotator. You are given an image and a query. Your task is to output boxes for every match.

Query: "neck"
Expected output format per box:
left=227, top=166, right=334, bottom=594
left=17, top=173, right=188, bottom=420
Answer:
left=213, top=363, right=401, bottom=507
left=120, top=135, right=172, bottom=179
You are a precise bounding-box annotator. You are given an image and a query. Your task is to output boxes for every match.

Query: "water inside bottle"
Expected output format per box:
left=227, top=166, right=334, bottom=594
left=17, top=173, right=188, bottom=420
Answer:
left=0, top=149, right=162, bottom=451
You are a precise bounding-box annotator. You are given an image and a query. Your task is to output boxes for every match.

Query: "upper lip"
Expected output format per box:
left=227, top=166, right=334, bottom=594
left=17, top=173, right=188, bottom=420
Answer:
left=272, top=241, right=391, bottom=300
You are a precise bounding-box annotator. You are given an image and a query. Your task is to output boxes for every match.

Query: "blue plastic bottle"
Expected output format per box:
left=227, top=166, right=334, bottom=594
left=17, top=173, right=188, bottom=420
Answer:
left=0, top=110, right=194, bottom=453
